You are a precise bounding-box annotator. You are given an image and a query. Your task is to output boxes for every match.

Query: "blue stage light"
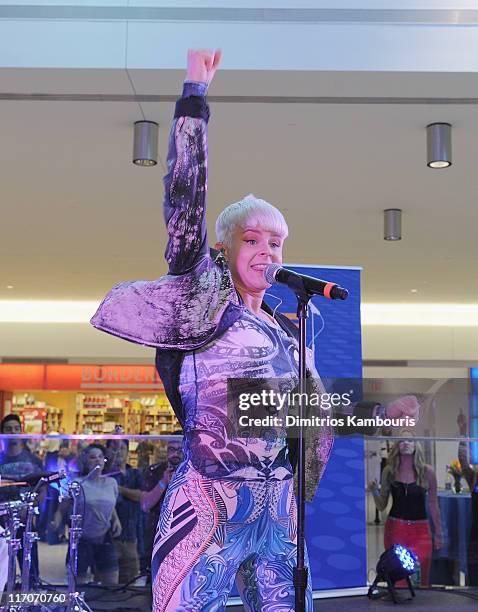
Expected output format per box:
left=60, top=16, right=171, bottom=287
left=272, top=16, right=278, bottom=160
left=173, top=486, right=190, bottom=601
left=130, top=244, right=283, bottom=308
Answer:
left=368, top=544, right=418, bottom=603
left=394, top=544, right=416, bottom=572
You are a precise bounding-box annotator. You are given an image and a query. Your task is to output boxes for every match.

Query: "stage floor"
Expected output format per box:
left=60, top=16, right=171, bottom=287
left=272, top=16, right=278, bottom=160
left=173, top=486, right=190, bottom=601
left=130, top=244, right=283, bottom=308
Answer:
left=230, top=590, right=478, bottom=611
left=76, top=586, right=478, bottom=611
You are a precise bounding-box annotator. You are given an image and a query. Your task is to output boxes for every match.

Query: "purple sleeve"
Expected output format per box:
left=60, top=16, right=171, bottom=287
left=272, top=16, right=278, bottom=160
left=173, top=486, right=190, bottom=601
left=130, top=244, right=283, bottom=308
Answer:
left=163, top=86, right=210, bottom=275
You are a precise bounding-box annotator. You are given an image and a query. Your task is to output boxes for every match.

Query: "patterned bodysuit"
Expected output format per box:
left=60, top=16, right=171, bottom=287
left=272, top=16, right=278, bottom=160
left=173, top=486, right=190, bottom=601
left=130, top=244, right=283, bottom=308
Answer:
left=90, top=79, right=381, bottom=607
left=151, top=310, right=313, bottom=611
left=90, top=80, right=326, bottom=611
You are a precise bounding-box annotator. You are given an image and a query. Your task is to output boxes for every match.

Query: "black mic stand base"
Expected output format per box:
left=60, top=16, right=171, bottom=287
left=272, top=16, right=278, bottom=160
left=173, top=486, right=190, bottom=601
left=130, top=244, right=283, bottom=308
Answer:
left=294, top=566, right=309, bottom=611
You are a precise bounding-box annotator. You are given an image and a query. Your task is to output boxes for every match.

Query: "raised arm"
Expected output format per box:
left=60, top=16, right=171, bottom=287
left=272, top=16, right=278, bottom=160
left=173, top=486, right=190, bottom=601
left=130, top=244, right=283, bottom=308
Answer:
left=141, top=466, right=172, bottom=512
left=164, top=49, right=221, bottom=275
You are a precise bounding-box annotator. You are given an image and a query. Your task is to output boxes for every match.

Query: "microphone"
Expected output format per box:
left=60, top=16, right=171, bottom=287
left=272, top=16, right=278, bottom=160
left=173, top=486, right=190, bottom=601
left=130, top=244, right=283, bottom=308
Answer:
left=82, top=464, right=102, bottom=482
left=264, top=264, right=349, bottom=300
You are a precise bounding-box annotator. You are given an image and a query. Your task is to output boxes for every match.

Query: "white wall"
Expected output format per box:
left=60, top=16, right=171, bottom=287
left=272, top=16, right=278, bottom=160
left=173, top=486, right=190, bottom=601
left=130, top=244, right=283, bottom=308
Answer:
left=363, top=326, right=478, bottom=362
left=2, top=322, right=478, bottom=363
left=0, top=322, right=154, bottom=362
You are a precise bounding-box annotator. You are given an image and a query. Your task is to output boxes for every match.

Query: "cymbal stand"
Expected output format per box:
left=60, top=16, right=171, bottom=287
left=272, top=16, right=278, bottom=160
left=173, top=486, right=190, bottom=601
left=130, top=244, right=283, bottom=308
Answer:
left=65, top=481, right=93, bottom=612
left=20, top=487, right=41, bottom=594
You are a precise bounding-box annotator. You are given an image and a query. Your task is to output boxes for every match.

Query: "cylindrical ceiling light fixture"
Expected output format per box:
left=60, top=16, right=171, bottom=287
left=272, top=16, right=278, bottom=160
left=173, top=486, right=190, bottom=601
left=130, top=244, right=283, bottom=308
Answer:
left=427, top=122, right=451, bottom=169
left=133, top=120, right=158, bottom=166
left=384, top=208, right=402, bottom=241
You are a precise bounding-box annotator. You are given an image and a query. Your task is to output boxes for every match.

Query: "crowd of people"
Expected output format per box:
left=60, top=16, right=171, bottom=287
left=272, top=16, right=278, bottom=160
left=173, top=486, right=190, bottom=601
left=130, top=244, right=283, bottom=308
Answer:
left=0, top=413, right=184, bottom=591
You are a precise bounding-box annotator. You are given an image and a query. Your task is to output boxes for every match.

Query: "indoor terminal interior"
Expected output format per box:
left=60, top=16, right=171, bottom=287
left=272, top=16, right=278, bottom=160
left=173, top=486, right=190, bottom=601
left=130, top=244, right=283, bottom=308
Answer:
left=1, top=2, right=478, bottom=611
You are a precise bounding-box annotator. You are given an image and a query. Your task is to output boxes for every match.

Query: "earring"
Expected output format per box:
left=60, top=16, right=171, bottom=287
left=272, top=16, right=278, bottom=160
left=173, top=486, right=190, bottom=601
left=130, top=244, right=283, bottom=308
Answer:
left=220, top=248, right=229, bottom=265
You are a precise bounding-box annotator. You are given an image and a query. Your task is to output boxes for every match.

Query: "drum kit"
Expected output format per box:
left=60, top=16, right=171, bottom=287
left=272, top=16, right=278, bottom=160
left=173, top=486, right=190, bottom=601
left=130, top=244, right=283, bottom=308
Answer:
left=0, top=471, right=93, bottom=612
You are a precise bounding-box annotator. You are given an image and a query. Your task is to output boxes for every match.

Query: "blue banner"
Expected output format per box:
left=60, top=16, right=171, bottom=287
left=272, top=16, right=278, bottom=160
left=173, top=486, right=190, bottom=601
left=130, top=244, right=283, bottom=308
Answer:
left=470, top=368, right=478, bottom=464
left=266, top=265, right=366, bottom=590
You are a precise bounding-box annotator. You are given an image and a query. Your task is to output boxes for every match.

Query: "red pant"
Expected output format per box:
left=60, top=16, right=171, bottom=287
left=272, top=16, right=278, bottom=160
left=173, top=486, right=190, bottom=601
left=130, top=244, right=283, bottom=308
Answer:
left=384, top=517, right=432, bottom=587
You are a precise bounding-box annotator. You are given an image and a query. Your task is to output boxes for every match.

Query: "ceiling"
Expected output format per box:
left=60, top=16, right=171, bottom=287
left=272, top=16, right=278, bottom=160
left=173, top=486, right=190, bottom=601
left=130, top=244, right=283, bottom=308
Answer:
left=1, top=68, right=477, bottom=304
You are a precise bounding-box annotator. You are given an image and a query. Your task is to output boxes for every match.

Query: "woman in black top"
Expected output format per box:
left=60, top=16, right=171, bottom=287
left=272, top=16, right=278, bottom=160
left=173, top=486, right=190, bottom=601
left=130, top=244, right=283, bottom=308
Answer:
left=369, top=430, right=443, bottom=586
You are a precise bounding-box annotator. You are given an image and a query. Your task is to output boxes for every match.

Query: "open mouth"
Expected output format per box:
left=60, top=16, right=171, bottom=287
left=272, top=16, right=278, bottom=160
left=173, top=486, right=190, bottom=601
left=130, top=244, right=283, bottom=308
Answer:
left=250, top=264, right=268, bottom=272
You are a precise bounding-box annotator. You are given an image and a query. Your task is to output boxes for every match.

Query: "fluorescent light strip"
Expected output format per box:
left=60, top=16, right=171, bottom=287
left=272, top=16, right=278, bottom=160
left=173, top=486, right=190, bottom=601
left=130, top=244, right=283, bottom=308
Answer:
left=0, top=301, right=99, bottom=323
left=361, top=304, right=478, bottom=327
left=0, top=301, right=477, bottom=326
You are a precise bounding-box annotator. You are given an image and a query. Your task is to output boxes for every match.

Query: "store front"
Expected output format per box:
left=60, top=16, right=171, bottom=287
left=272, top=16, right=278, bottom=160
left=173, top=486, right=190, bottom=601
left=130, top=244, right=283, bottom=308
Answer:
left=0, top=363, right=179, bottom=467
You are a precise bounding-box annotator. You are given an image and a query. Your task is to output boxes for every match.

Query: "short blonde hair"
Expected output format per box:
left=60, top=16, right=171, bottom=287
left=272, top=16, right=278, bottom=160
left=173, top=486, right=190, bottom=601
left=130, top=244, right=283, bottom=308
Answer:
left=215, top=194, right=288, bottom=248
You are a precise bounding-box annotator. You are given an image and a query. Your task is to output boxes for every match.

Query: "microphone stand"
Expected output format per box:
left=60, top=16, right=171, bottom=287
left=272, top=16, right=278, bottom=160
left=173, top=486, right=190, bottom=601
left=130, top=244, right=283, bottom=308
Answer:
left=293, top=289, right=313, bottom=612
left=266, top=265, right=348, bottom=610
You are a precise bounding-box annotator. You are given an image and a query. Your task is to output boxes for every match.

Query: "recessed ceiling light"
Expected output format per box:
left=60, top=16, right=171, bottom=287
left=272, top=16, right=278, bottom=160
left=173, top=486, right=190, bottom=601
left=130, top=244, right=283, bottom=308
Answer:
left=411, top=289, right=418, bottom=293
left=427, top=123, right=452, bottom=169
left=384, top=209, right=402, bottom=241
left=133, top=121, right=158, bottom=166
left=6, top=285, right=13, bottom=290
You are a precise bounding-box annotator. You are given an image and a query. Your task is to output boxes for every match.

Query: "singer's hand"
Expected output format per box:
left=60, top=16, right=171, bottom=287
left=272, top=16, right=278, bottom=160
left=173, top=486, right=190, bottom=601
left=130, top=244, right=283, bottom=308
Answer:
left=385, top=395, right=420, bottom=422
left=186, top=49, right=222, bottom=86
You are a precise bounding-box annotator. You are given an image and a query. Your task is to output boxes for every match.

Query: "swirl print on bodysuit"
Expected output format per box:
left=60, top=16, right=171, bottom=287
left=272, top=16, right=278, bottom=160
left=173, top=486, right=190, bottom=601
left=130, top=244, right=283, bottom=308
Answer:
left=180, top=309, right=300, bottom=481
left=152, top=310, right=314, bottom=611
left=152, top=466, right=312, bottom=611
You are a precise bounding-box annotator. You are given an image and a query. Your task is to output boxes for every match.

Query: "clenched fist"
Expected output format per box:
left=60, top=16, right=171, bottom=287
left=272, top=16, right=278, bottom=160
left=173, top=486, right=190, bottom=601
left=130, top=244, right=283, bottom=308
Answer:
left=385, top=395, right=420, bottom=422
left=186, top=48, right=222, bottom=86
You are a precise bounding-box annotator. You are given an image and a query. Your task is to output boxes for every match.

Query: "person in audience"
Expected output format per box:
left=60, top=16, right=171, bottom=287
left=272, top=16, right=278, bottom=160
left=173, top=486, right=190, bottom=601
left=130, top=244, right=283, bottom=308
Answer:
left=106, top=438, right=143, bottom=583
left=39, top=441, right=72, bottom=543
left=368, top=430, right=443, bottom=587
left=0, top=414, right=43, bottom=585
left=136, top=434, right=155, bottom=472
left=0, top=414, right=43, bottom=485
left=140, top=434, right=184, bottom=579
left=457, top=414, right=478, bottom=585
left=51, top=443, right=122, bottom=585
